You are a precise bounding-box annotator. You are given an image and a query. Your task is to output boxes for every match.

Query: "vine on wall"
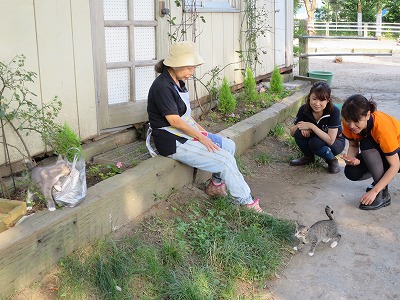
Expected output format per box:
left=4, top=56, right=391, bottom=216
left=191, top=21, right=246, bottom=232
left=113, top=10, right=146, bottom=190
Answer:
left=238, top=0, right=272, bottom=73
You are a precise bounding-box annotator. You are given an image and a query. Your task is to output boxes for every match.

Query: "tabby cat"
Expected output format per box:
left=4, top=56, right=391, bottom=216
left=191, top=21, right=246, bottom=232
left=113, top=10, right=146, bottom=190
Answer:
left=25, top=156, right=71, bottom=211
left=293, top=205, right=341, bottom=256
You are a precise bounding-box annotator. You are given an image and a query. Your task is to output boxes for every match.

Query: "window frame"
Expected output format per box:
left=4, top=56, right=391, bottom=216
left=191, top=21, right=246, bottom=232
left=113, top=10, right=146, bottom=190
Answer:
left=184, top=0, right=240, bottom=13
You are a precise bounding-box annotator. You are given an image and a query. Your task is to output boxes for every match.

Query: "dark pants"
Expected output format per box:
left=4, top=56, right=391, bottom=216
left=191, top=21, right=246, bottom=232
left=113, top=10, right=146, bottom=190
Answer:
left=294, top=129, right=345, bottom=161
left=344, top=135, right=400, bottom=182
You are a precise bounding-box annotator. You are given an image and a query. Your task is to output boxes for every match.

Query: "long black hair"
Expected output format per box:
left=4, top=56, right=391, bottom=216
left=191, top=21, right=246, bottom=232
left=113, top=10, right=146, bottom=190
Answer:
left=305, top=81, right=333, bottom=114
left=341, top=94, right=377, bottom=122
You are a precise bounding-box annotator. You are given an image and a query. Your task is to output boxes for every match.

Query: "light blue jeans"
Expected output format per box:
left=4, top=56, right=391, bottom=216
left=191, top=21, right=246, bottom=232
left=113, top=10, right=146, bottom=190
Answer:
left=170, top=137, right=253, bottom=204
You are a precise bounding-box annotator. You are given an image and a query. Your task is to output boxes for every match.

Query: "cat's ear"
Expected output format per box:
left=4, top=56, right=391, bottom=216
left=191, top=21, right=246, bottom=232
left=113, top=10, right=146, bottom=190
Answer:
left=57, top=155, right=64, bottom=162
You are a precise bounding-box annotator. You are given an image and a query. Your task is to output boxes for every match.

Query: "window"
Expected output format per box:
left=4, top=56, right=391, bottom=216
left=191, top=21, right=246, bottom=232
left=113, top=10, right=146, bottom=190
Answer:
left=184, top=0, right=240, bottom=12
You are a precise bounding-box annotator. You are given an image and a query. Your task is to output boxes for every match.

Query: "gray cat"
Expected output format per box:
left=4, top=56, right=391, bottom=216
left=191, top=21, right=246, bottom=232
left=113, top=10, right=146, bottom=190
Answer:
left=25, top=156, right=71, bottom=211
left=293, top=205, right=341, bottom=256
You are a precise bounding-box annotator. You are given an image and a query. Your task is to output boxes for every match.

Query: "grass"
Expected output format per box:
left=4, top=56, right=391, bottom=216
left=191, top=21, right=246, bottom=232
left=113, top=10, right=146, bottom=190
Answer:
left=254, top=152, right=272, bottom=165
left=236, top=156, right=252, bottom=176
left=47, top=197, right=294, bottom=299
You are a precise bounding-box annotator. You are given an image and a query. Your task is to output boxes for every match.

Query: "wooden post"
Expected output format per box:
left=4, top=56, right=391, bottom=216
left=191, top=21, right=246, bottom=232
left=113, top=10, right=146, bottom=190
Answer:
left=325, top=22, right=329, bottom=36
left=376, top=8, right=382, bottom=37
left=357, top=1, right=362, bottom=37
left=298, top=20, right=309, bottom=76
left=364, top=23, right=368, bottom=37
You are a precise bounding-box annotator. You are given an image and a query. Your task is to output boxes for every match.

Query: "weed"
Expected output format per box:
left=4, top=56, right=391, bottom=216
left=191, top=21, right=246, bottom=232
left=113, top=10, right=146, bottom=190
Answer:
left=153, top=192, right=163, bottom=201
left=87, top=163, right=121, bottom=181
left=44, top=122, right=83, bottom=161
left=135, top=145, right=148, bottom=155
left=269, top=123, right=286, bottom=138
left=254, top=152, right=271, bottom=165
left=129, top=157, right=140, bottom=167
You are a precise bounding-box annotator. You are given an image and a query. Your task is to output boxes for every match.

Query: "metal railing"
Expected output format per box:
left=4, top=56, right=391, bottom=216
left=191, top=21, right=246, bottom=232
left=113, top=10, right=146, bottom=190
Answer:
left=311, top=21, right=400, bottom=37
left=296, top=20, right=394, bottom=76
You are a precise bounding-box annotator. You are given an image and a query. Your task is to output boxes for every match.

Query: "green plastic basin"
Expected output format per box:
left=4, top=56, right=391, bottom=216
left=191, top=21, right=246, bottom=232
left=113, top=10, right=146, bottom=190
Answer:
left=308, top=70, right=334, bottom=85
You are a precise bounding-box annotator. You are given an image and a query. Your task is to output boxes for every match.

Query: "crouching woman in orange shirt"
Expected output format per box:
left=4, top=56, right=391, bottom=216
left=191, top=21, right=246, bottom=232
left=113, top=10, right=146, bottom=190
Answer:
left=341, top=94, right=400, bottom=210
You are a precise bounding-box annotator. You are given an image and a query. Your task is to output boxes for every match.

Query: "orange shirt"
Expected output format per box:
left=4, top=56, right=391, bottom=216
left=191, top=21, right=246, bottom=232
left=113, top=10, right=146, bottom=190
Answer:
left=342, top=111, right=400, bottom=156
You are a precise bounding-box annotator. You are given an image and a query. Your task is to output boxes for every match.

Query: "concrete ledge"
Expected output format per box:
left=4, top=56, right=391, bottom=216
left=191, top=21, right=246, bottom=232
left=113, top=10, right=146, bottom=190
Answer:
left=220, top=88, right=306, bottom=155
left=0, top=82, right=309, bottom=297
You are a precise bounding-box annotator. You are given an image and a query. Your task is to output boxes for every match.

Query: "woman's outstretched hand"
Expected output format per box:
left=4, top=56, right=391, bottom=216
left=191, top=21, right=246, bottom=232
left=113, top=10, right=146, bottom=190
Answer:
left=360, top=190, right=379, bottom=205
left=342, top=153, right=360, bottom=166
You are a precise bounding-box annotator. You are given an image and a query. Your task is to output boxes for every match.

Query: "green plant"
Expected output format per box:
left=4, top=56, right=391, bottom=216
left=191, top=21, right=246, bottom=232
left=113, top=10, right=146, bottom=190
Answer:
left=153, top=192, right=163, bottom=201
left=254, top=152, right=271, bottom=165
left=293, top=44, right=301, bottom=58
left=87, top=163, right=122, bottom=181
left=136, top=145, right=148, bottom=155
left=218, top=77, right=236, bottom=115
left=269, top=66, right=284, bottom=94
left=269, top=123, right=286, bottom=138
left=242, top=67, right=258, bottom=103
left=43, top=122, right=82, bottom=161
left=128, top=157, right=140, bottom=167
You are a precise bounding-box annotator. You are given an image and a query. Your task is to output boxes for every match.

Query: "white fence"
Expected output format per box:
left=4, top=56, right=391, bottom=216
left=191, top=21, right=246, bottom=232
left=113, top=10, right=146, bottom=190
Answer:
left=310, top=21, right=400, bottom=37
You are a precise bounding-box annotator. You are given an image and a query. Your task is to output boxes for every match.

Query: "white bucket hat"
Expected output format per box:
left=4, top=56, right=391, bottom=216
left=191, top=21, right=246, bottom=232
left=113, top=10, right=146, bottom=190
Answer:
left=163, top=41, right=205, bottom=67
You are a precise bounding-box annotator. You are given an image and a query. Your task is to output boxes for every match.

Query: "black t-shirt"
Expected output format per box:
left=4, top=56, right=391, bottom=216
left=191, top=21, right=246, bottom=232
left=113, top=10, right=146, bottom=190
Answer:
left=147, top=67, right=188, bottom=156
left=294, top=104, right=344, bottom=138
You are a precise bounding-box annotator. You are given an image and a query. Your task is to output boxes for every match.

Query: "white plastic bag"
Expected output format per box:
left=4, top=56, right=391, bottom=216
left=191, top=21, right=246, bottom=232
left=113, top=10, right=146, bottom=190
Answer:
left=53, top=148, right=87, bottom=207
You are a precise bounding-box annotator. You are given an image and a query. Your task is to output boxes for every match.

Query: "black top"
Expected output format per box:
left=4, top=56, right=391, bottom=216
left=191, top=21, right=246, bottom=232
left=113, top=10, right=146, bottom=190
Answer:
left=147, top=67, right=188, bottom=156
left=294, top=104, right=344, bottom=138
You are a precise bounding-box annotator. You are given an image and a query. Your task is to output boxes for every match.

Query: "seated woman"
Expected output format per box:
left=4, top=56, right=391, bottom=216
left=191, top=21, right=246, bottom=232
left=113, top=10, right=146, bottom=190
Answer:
left=341, top=94, right=400, bottom=210
left=289, top=81, right=345, bottom=174
left=146, top=41, right=262, bottom=212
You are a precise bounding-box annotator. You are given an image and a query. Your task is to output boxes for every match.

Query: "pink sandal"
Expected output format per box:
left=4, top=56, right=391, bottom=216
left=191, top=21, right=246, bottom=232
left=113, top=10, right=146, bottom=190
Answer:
left=245, top=198, right=263, bottom=213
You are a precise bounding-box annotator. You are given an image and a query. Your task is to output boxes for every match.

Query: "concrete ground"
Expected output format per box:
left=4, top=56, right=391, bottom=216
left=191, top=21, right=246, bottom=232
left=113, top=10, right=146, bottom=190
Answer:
left=266, top=38, right=400, bottom=300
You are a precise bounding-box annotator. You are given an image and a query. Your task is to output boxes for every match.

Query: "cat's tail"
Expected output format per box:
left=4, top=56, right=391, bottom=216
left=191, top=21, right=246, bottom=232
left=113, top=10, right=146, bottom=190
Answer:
left=325, top=205, right=334, bottom=220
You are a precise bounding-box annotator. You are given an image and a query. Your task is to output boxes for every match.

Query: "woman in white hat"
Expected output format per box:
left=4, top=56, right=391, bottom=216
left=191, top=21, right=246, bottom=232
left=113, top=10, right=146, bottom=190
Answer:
left=147, top=41, right=263, bottom=212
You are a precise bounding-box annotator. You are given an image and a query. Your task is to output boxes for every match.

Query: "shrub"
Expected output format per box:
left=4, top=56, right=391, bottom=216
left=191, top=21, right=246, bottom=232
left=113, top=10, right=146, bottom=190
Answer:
left=218, top=77, right=236, bottom=114
left=242, top=67, right=258, bottom=103
left=269, top=66, right=283, bottom=94
left=0, top=54, right=62, bottom=160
